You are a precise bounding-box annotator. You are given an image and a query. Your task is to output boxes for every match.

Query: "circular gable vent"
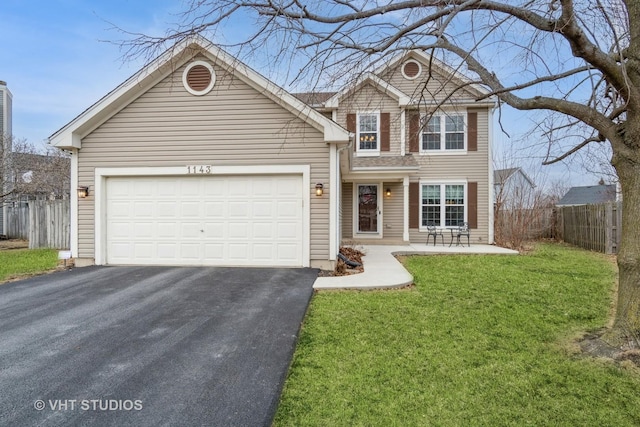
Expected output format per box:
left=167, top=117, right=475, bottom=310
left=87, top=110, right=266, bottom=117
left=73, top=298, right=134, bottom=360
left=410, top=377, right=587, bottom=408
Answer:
left=402, top=60, right=422, bottom=80
left=183, top=60, right=216, bottom=95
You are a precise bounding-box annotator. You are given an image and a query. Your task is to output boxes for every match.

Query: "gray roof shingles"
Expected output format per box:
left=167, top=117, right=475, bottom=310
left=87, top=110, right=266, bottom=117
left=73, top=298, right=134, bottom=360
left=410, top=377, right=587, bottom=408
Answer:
left=557, top=184, right=617, bottom=206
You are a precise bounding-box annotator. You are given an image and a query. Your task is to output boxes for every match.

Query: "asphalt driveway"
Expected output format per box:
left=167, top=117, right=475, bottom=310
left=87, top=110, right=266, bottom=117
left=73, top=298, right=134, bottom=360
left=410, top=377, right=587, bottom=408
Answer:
left=0, top=266, right=317, bottom=426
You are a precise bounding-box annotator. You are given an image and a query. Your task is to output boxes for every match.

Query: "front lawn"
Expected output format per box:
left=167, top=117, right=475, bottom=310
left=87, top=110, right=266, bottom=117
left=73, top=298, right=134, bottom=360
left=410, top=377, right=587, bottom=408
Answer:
left=0, top=248, right=59, bottom=283
left=274, top=243, right=640, bottom=426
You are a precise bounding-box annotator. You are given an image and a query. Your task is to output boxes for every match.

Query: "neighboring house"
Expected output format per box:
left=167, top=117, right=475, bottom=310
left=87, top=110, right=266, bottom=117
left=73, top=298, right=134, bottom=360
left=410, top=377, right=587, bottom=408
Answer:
left=9, top=152, right=71, bottom=201
left=494, top=167, right=536, bottom=210
left=556, top=184, right=617, bottom=207
left=50, top=37, right=495, bottom=269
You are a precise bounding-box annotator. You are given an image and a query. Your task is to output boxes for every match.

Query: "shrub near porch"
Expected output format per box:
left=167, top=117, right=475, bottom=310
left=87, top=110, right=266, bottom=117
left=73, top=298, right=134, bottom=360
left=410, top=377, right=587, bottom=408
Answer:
left=274, top=244, right=640, bottom=426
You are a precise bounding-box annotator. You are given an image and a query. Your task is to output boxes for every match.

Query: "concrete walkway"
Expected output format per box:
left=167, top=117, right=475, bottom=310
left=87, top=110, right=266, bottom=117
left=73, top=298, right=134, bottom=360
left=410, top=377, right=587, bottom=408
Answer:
left=313, top=244, right=518, bottom=290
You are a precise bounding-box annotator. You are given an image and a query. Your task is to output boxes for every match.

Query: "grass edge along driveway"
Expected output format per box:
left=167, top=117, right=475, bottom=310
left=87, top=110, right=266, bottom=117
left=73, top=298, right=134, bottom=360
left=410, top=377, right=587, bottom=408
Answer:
left=274, top=243, right=640, bottom=427
left=0, top=248, right=59, bottom=283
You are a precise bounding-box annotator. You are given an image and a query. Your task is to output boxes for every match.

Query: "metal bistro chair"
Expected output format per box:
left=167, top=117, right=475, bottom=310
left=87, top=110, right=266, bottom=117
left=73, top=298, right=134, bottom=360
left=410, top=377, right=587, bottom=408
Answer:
left=449, top=222, right=470, bottom=247
left=426, top=223, right=444, bottom=246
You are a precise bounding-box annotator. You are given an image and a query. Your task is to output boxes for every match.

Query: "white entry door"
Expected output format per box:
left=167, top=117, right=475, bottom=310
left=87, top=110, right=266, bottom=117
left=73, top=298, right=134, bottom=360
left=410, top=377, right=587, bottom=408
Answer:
left=105, top=175, right=304, bottom=266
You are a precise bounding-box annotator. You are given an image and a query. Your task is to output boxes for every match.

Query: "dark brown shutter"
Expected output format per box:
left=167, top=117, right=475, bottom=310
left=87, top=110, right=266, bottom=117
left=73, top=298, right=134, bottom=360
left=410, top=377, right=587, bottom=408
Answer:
left=380, top=113, right=390, bottom=152
left=468, top=182, right=478, bottom=229
left=409, top=112, right=420, bottom=153
left=467, top=111, right=477, bottom=152
left=409, top=182, right=420, bottom=229
left=346, top=113, right=356, bottom=132
left=347, top=113, right=356, bottom=151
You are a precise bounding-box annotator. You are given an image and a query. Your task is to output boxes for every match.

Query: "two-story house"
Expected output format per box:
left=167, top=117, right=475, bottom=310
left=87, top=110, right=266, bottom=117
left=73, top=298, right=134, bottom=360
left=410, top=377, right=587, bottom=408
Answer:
left=50, top=37, right=495, bottom=269
left=306, top=50, right=495, bottom=246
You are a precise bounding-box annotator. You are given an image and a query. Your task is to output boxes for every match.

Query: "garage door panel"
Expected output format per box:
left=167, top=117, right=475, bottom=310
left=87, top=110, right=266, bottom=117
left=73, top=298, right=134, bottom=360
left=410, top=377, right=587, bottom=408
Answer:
left=228, top=201, right=249, bottom=217
left=203, top=222, right=225, bottom=238
left=157, top=243, right=177, bottom=259
left=133, top=222, right=154, bottom=239
left=157, top=222, right=178, bottom=238
left=133, top=180, right=155, bottom=197
left=157, top=202, right=178, bottom=217
left=253, top=201, right=273, bottom=217
left=228, top=223, right=249, bottom=239
left=203, top=243, right=224, bottom=259
left=106, top=175, right=304, bottom=267
left=204, top=201, right=225, bottom=217
left=278, top=244, right=299, bottom=262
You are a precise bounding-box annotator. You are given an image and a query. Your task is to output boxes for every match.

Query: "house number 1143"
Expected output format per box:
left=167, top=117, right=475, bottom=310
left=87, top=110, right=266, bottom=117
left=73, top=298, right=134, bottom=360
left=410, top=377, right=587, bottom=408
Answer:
left=187, top=165, right=212, bottom=174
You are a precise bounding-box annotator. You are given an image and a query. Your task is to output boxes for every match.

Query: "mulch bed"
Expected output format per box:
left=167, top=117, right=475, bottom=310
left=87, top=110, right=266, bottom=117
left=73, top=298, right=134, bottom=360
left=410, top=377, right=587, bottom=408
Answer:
left=319, top=247, right=365, bottom=277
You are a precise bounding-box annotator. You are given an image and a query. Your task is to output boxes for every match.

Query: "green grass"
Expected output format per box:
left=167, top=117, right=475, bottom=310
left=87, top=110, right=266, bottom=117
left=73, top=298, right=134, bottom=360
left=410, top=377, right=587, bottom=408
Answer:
left=0, top=248, right=59, bottom=283
left=274, top=243, right=640, bottom=427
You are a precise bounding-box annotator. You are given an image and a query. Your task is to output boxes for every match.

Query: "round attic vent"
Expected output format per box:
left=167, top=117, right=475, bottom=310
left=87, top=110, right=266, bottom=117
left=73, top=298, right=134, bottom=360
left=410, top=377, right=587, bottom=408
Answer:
left=183, top=60, right=215, bottom=95
left=402, top=60, right=421, bottom=80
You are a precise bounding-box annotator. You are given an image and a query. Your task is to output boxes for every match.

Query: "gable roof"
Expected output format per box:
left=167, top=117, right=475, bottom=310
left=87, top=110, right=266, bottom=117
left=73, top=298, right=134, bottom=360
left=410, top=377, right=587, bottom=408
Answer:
left=376, top=49, right=495, bottom=104
left=323, top=73, right=412, bottom=109
left=49, top=36, right=350, bottom=149
left=494, top=168, right=535, bottom=188
left=292, top=92, right=337, bottom=107
left=556, top=185, right=617, bottom=206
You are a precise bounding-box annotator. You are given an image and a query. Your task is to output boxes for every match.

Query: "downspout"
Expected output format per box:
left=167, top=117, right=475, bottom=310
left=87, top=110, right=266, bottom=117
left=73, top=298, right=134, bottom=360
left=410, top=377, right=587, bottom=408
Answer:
left=488, top=99, right=498, bottom=245
left=335, top=129, right=354, bottom=258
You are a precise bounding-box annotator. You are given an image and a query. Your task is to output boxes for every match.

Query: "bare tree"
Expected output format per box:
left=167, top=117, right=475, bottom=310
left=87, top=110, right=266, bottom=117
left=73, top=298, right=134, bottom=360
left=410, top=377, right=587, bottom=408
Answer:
left=120, top=0, right=639, bottom=348
left=1, top=134, right=70, bottom=201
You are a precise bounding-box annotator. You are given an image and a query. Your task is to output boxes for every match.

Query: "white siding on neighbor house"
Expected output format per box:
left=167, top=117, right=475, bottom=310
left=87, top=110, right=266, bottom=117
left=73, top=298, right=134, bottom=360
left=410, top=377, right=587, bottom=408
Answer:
left=77, top=59, right=332, bottom=261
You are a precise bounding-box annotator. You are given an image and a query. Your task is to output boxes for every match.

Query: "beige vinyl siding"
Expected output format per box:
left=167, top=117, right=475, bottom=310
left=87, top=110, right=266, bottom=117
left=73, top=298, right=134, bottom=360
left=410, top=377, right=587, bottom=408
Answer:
left=77, top=60, right=332, bottom=261
left=341, top=182, right=353, bottom=239
left=408, top=107, right=491, bottom=243
left=378, top=57, right=484, bottom=104
left=381, top=181, right=404, bottom=241
left=336, top=84, right=402, bottom=156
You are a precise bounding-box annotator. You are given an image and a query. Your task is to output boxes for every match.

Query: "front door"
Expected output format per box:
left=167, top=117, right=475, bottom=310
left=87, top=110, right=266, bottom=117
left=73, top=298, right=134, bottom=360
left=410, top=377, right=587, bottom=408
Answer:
left=357, top=184, right=379, bottom=233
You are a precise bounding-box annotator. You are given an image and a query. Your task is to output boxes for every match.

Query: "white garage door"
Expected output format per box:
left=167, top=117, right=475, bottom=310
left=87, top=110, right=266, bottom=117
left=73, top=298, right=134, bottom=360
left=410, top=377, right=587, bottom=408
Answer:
left=105, top=175, right=304, bottom=266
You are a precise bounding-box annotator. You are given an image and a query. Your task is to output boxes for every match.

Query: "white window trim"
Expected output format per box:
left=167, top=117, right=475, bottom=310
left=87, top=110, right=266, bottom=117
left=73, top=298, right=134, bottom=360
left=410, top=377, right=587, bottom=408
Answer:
left=355, top=111, right=381, bottom=157
left=420, top=112, right=467, bottom=154
left=418, top=180, right=468, bottom=230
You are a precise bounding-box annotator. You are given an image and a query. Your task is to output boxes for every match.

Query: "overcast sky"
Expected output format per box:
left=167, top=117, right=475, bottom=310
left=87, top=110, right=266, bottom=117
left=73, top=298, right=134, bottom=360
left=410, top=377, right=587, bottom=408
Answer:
left=2, top=0, right=599, bottom=189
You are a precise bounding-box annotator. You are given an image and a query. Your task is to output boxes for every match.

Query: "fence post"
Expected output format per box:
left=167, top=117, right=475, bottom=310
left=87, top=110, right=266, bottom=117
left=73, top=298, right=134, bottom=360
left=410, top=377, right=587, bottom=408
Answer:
left=605, top=202, right=613, bottom=254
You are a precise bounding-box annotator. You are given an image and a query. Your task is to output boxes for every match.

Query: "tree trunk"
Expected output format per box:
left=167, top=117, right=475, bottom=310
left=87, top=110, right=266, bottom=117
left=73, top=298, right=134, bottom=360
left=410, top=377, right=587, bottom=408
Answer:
left=606, top=142, right=640, bottom=348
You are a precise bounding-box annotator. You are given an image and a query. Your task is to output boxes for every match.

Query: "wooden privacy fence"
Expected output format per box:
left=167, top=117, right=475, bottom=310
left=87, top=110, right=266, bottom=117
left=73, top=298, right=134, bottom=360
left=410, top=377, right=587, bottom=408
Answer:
left=6, top=199, right=70, bottom=249
left=555, top=202, right=622, bottom=254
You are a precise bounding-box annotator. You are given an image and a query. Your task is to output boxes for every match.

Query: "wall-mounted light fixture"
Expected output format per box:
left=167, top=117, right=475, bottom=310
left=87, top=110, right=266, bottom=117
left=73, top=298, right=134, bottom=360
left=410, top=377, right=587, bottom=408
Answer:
left=386, top=188, right=392, bottom=197
left=77, top=186, right=89, bottom=199
left=315, top=183, right=324, bottom=196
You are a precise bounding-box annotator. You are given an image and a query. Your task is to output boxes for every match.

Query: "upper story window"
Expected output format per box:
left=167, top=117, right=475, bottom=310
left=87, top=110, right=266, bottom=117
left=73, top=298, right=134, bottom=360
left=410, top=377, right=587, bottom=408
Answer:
left=422, top=113, right=466, bottom=152
left=357, top=112, right=380, bottom=155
